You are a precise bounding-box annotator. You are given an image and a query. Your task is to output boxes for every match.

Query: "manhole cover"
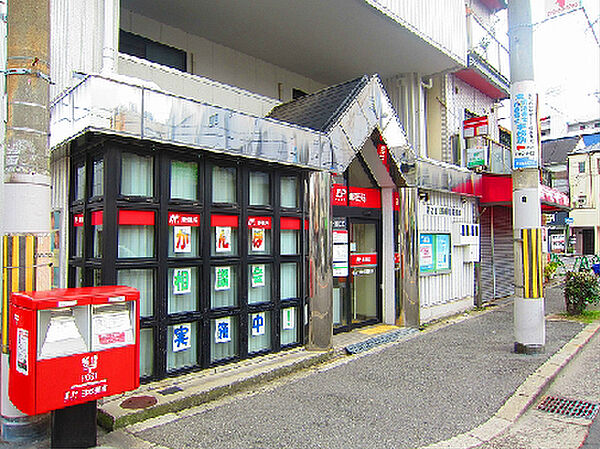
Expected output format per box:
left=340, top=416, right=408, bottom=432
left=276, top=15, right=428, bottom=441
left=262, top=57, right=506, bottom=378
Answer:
left=537, top=396, right=600, bottom=420
left=120, top=395, right=158, bottom=409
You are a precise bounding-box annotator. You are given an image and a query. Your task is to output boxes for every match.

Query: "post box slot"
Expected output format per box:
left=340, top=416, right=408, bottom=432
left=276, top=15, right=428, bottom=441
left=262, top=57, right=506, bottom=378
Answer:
left=91, top=303, right=135, bottom=351
left=38, top=307, right=89, bottom=360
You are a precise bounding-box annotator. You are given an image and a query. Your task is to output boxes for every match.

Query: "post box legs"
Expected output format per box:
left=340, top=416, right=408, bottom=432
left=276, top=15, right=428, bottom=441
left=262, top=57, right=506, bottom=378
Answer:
left=51, top=401, right=96, bottom=448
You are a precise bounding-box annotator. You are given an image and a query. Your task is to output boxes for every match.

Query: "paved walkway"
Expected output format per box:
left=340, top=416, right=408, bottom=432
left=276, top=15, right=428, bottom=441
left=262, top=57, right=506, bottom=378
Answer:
left=4, top=282, right=598, bottom=448
left=100, top=284, right=596, bottom=449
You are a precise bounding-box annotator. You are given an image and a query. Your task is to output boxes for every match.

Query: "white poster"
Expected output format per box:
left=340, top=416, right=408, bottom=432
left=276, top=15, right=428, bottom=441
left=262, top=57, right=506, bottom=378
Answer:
left=92, top=309, right=134, bottom=351
left=172, top=323, right=192, bottom=352
left=333, top=244, right=348, bottom=262
left=333, top=230, right=348, bottom=244
left=173, top=268, right=192, bottom=295
left=215, top=266, right=231, bottom=291
left=282, top=308, right=295, bottom=330
left=214, top=317, right=232, bottom=343
left=215, top=226, right=232, bottom=253
left=333, top=262, right=349, bottom=277
left=251, top=227, right=265, bottom=252
left=174, top=226, right=192, bottom=253
left=16, top=328, right=29, bottom=375
left=251, top=312, right=266, bottom=336
left=251, top=264, right=265, bottom=288
left=511, top=80, right=539, bottom=170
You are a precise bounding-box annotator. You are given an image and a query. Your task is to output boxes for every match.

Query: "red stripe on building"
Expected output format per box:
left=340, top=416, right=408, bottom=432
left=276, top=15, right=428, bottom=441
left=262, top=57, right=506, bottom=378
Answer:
left=211, top=215, right=239, bottom=228
left=280, top=217, right=301, bottom=230
left=118, top=210, right=155, bottom=226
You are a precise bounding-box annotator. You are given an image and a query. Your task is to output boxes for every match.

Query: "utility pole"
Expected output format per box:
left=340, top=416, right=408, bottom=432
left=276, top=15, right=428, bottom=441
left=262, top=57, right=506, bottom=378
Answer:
left=508, top=0, right=546, bottom=354
left=1, top=0, right=52, bottom=441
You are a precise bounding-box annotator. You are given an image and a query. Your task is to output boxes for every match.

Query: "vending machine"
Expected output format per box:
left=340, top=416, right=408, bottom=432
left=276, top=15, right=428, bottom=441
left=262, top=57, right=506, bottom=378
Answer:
left=9, top=286, right=140, bottom=415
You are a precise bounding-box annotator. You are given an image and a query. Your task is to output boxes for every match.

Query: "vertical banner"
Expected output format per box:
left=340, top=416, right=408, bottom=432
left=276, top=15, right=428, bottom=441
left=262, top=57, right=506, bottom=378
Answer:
left=173, top=268, right=192, bottom=295
left=174, top=226, right=192, bottom=253
left=172, top=323, right=192, bottom=352
left=251, top=228, right=265, bottom=252
left=251, top=312, right=266, bottom=336
left=214, top=317, right=231, bottom=343
left=216, top=226, right=232, bottom=253
left=282, top=308, right=295, bottom=330
left=511, top=80, right=539, bottom=169
left=215, top=266, right=231, bottom=291
left=251, top=264, right=265, bottom=287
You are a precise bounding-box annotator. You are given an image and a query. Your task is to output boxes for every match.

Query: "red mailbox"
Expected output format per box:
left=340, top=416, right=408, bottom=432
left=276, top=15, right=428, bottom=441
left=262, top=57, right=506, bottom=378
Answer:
left=9, top=286, right=140, bottom=415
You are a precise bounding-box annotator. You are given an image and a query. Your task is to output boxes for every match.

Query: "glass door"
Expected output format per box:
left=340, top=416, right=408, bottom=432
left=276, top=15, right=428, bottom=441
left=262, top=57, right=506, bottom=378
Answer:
left=349, top=221, right=378, bottom=324
left=333, top=217, right=380, bottom=331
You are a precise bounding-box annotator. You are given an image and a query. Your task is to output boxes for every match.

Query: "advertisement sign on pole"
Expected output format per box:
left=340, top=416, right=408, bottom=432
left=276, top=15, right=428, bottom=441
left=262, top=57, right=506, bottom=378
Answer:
left=511, top=80, right=539, bottom=170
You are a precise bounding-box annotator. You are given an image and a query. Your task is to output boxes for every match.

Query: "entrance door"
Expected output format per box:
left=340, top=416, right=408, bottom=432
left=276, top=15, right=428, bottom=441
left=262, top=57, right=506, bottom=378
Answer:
left=582, top=228, right=594, bottom=255
left=333, top=218, right=380, bottom=331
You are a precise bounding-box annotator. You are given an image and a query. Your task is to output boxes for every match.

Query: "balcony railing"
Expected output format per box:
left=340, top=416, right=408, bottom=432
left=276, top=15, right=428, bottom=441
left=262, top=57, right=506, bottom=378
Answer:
left=468, top=13, right=509, bottom=82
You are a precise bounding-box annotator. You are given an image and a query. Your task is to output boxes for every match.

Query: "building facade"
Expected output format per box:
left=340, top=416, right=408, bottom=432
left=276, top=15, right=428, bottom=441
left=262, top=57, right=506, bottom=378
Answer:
left=38, top=0, right=506, bottom=382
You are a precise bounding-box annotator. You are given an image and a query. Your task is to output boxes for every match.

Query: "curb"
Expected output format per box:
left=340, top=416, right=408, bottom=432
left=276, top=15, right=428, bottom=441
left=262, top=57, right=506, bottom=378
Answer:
left=418, top=320, right=600, bottom=449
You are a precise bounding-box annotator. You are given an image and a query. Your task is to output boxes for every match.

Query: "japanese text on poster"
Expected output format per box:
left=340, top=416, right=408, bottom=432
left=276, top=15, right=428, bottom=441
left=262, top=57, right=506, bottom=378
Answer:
left=251, top=227, right=265, bottom=252
left=215, top=266, right=231, bottom=291
left=215, top=226, right=231, bottom=253
left=511, top=81, right=539, bottom=169
left=214, top=317, right=231, bottom=343
left=282, top=308, right=295, bottom=330
left=173, top=323, right=191, bottom=352
left=251, top=264, right=265, bottom=288
left=174, top=226, right=192, bottom=253
left=173, top=268, right=192, bottom=295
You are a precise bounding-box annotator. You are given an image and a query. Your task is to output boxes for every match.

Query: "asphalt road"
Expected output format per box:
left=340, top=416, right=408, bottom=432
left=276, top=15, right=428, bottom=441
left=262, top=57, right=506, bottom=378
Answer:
left=134, top=286, right=584, bottom=449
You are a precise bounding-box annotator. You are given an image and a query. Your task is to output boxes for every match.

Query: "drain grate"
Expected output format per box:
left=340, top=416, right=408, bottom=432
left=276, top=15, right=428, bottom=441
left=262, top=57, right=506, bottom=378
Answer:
left=537, top=396, right=600, bottom=420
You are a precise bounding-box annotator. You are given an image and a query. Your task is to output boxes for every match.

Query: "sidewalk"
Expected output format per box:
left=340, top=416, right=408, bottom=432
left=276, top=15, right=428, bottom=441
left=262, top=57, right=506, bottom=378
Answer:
left=6, top=282, right=599, bottom=448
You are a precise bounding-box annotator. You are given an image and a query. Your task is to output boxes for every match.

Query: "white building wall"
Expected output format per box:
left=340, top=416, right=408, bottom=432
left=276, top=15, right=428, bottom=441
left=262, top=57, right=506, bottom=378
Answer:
left=120, top=9, right=325, bottom=103
left=366, top=0, right=467, bottom=64
left=51, top=0, right=104, bottom=99
left=417, top=191, right=477, bottom=323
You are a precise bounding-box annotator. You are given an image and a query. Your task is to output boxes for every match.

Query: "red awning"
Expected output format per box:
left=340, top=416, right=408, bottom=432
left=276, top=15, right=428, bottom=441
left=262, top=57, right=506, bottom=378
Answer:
left=480, top=174, right=570, bottom=212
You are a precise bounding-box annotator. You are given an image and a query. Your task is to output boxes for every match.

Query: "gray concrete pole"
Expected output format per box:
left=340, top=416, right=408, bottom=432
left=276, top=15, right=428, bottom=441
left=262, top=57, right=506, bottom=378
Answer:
left=1, top=0, right=52, bottom=441
left=508, top=0, right=546, bottom=353
left=306, top=171, right=333, bottom=350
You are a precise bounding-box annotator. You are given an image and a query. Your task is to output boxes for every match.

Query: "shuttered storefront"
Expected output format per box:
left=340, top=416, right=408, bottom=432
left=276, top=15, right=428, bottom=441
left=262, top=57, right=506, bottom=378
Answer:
left=480, top=206, right=514, bottom=302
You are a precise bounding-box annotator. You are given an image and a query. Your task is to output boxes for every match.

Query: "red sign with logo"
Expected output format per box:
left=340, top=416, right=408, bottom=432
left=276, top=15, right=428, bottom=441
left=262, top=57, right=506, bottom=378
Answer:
left=332, top=184, right=381, bottom=209
left=350, top=253, right=378, bottom=267
left=168, top=212, right=200, bottom=227
left=247, top=217, right=272, bottom=229
left=73, top=214, right=84, bottom=227
left=377, top=144, right=389, bottom=172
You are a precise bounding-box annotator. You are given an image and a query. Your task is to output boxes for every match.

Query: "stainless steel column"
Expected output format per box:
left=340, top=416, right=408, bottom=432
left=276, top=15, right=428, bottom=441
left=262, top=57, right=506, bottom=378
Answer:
left=399, top=187, right=420, bottom=327
left=306, top=171, right=333, bottom=350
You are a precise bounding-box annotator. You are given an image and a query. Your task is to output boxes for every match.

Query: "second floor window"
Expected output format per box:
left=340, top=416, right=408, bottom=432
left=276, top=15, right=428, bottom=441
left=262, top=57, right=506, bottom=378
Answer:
left=119, top=30, right=187, bottom=72
left=579, top=162, right=586, bottom=173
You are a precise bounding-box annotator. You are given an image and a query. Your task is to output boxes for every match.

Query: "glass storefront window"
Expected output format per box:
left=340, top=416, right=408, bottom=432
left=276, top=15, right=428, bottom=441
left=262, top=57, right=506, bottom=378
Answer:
left=75, top=163, right=85, bottom=201
left=280, top=307, right=299, bottom=346
left=281, top=230, right=299, bottom=255
left=281, top=263, right=298, bottom=300
left=92, top=157, right=104, bottom=197
left=212, top=165, right=236, bottom=204
left=248, top=264, right=271, bottom=304
left=117, top=269, right=154, bottom=318
left=168, top=213, right=200, bottom=257
left=121, top=153, right=153, bottom=197
left=92, top=211, right=103, bottom=258
left=168, top=267, right=199, bottom=314
left=210, top=316, right=238, bottom=363
left=74, top=267, right=84, bottom=288
left=167, top=322, right=198, bottom=371
left=211, top=265, right=238, bottom=308
left=117, top=210, right=155, bottom=258
left=171, top=160, right=198, bottom=201
left=139, top=328, right=154, bottom=378
left=249, top=171, right=270, bottom=206
left=248, top=311, right=271, bottom=353
left=280, top=176, right=298, bottom=208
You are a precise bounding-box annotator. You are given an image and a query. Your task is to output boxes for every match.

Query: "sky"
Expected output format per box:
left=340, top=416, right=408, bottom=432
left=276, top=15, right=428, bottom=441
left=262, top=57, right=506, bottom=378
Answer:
left=532, top=0, right=600, bottom=123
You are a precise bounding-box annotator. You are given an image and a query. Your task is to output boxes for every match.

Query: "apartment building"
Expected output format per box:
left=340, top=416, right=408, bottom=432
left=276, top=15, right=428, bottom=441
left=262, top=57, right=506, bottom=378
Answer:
left=42, top=0, right=512, bottom=382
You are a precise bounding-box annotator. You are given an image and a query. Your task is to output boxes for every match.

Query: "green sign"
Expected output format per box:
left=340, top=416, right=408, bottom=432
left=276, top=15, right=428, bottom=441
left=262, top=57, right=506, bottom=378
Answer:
left=419, top=233, right=451, bottom=274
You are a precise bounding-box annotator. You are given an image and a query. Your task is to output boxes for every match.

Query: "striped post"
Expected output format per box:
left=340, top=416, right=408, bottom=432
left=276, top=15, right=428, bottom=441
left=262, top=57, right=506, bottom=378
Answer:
left=521, top=228, right=544, bottom=299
